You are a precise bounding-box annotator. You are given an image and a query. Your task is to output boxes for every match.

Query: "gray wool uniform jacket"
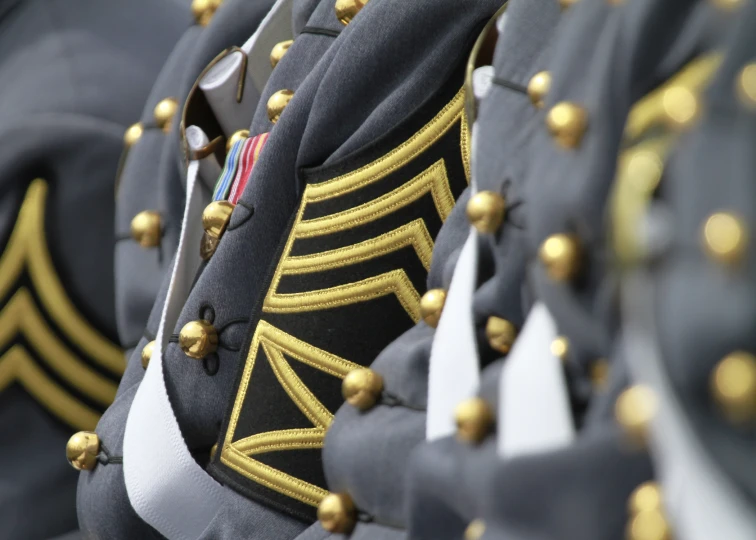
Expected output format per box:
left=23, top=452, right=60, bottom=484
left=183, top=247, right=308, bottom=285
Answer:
left=0, top=0, right=189, bottom=538
left=618, top=1, right=756, bottom=538
left=76, top=0, right=507, bottom=537
left=405, top=0, right=735, bottom=539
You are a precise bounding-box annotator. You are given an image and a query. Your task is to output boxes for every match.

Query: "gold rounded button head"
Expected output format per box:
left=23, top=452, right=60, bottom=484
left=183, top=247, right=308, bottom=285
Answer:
left=662, top=86, right=699, bottom=129
left=179, top=320, right=218, bottom=359
left=130, top=210, right=161, bottom=248
left=737, top=63, right=756, bottom=109
left=317, top=493, right=357, bottom=534
left=141, top=340, right=156, bottom=370
left=342, top=368, right=384, bottom=411
left=334, top=0, right=367, bottom=25
left=202, top=201, right=235, bottom=239
left=124, top=122, right=144, bottom=147
left=712, top=351, right=756, bottom=423
left=154, top=98, right=179, bottom=132
left=192, top=0, right=222, bottom=26
left=615, top=385, right=657, bottom=444
left=455, top=397, right=494, bottom=444
left=628, top=482, right=663, bottom=515
left=486, top=316, right=517, bottom=354
left=551, top=336, right=570, bottom=361
left=546, top=102, right=588, bottom=148
left=270, top=40, right=294, bottom=68
left=226, top=129, right=249, bottom=153
left=267, top=89, right=294, bottom=124
left=626, top=509, right=672, bottom=540
left=464, top=519, right=486, bottom=540
left=527, top=71, right=551, bottom=108
left=467, top=191, right=506, bottom=234
left=539, top=234, right=582, bottom=282
left=558, top=0, right=579, bottom=9
left=702, top=212, right=747, bottom=265
left=420, top=289, right=447, bottom=328
left=66, top=431, right=100, bottom=471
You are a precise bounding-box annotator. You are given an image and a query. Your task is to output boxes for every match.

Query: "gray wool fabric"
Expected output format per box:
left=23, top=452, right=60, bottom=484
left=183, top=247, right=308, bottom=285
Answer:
left=78, top=0, right=344, bottom=538
left=403, top=0, right=740, bottom=538
left=0, top=0, right=189, bottom=538
left=626, top=0, right=756, bottom=524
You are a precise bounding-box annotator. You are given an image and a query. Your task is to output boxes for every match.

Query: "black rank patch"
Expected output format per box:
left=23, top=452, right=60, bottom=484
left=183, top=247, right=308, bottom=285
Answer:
left=211, top=78, right=471, bottom=522
left=0, top=179, right=123, bottom=430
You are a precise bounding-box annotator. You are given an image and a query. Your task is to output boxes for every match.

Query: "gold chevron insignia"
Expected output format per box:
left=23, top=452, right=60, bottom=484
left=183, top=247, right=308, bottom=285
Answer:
left=0, top=179, right=123, bottom=430
left=220, top=87, right=470, bottom=514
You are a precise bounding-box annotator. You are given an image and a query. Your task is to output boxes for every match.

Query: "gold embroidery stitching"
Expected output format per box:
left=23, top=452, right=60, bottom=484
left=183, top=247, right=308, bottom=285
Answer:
left=222, top=89, right=469, bottom=509
left=460, top=110, right=471, bottom=182
left=0, top=180, right=122, bottom=428
left=282, top=219, right=434, bottom=274
left=0, top=345, right=101, bottom=429
left=306, top=88, right=465, bottom=202
left=295, top=159, right=454, bottom=239
left=0, top=180, right=123, bottom=374
left=222, top=321, right=359, bottom=506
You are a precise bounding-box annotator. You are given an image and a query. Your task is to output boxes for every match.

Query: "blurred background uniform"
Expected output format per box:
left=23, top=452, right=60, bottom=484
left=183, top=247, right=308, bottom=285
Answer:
left=0, top=0, right=190, bottom=538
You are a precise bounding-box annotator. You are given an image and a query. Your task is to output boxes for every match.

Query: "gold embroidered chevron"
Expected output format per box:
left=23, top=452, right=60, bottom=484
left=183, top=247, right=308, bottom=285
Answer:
left=218, top=87, right=470, bottom=520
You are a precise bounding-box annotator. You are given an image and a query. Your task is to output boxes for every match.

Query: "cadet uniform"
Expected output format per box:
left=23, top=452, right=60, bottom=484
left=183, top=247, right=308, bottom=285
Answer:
left=404, top=0, right=733, bottom=539
left=75, top=0, right=505, bottom=538
left=617, top=0, right=756, bottom=538
left=78, top=0, right=346, bottom=538
left=0, top=0, right=189, bottom=538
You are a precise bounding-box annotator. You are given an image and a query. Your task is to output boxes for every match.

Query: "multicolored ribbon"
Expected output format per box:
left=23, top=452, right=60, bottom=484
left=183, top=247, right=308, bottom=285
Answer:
left=212, top=139, right=244, bottom=201
left=228, top=132, right=269, bottom=204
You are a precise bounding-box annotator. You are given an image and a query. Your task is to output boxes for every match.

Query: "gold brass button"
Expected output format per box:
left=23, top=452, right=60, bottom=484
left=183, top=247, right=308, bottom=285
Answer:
left=342, top=368, right=384, bottom=411
left=130, top=210, right=161, bottom=248
left=467, top=191, right=506, bottom=234
left=334, top=0, right=368, bottom=25
left=711, top=351, right=756, bottom=423
left=66, top=431, right=100, bottom=471
left=317, top=493, right=357, bottom=534
left=202, top=201, right=235, bottom=239
left=628, top=482, right=663, bottom=515
left=527, top=71, right=551, bottom=108
left=420, top=289, right=447, bottom=328
left=539, top=234, right=582, bottom=282
left=546, top=102, right=588, bottom=148
left=210, top=443, right=218, bottom=460
left=626, top=509, right=672, bottom=540
left=736, top=63, right=756, bottom=109
left=558, top=0, right=579, bottom=8
left=192, top=0, right=222, bottom=26
left=551, top=336, right=569, bottom=361
left=702, top=212, right=747, bottom=265
left=662, top=86, right=699, bottom=129
left=154, top=98, right=179, bottom=133
left=270, top=40, right=294, bottom=68
left=200, top=201, right=235, bottom=260
left=124, top=122, right=144, bottom=147
left=226, top=129, right=249, bottom=153
left=267, top=89, right=294, bottom=124
left=615, top=385, right=657, bottom=444
left=179, top=320, right=218, bottom=359
left=485, top=316, right=517, bottom=354
left=141, top=340, right=156, bottom=370
left=455, top=397, right=494, bottom=444
left=464, top=519, right=486, bottom=540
